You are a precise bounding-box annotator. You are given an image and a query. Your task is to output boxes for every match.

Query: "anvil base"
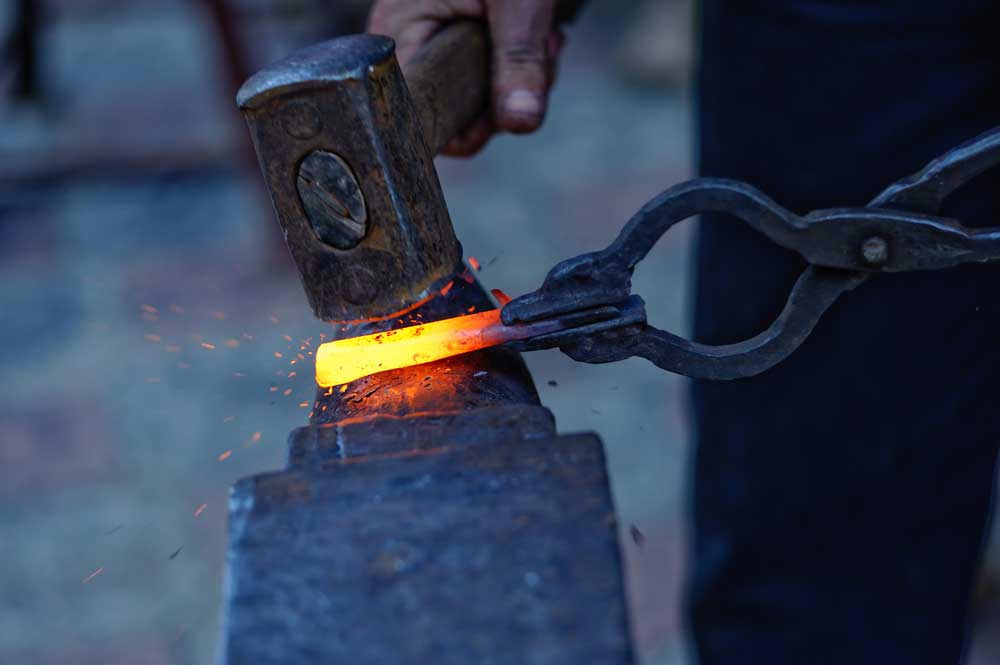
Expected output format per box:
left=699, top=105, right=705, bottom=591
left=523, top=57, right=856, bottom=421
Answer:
left=217, top=405, right=634, bottom=665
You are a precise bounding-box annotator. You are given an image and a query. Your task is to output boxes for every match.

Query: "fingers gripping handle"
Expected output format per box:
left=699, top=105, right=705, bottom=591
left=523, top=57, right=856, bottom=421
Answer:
left=403, top=21, right=489, bottom=155
left=401, top=0, right=587, bottom=155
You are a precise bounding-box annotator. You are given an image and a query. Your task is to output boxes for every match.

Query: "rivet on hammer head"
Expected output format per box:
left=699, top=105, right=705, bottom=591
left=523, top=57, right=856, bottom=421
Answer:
left=860, top=236, right=889, bottom=266
left=340, top=266, right=379, bottom=305
left=297, top=150, right=368, bottom=250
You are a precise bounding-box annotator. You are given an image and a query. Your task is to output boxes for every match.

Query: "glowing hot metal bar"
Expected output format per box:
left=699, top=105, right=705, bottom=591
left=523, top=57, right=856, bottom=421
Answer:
left=314, top=296, right=647, bottom=387
left=317, top=309, right=536, bottom=387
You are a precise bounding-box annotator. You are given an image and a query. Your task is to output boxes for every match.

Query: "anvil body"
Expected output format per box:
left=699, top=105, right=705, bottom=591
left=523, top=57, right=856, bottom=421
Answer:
left=218, top=405, right=633, bottom=665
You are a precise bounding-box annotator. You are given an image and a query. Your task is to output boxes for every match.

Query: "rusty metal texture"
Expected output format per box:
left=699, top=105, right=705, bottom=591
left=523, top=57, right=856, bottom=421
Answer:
left=219, top=427, right=634, bottom=665
left=238, top=35, right=461, bottom=321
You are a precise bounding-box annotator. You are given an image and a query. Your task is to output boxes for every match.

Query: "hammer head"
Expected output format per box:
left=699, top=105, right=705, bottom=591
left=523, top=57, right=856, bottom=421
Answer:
left=238, top=35, right=461, bottom=322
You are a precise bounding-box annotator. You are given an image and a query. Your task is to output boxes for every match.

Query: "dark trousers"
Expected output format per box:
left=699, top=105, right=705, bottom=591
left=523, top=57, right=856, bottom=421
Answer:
left=691, top=2, right=1000, bottom=663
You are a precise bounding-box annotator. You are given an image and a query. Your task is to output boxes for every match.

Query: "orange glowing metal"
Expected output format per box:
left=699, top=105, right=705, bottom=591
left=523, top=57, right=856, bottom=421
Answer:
left=316, top=308, right=541, bottom=387
left=314, top=290, right=645, bottom=387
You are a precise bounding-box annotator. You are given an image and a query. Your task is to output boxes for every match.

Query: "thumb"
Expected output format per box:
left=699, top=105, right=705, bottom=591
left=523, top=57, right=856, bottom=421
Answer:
left=488, top=0, right=558, bottom=133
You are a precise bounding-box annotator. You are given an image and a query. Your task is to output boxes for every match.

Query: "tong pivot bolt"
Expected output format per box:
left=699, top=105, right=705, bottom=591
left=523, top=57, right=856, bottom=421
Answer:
left=860, top=236, right=889, bottom=267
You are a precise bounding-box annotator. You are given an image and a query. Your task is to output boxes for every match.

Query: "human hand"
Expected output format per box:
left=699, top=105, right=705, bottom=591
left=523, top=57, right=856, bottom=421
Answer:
left=368, top=0, right=565, bottom=156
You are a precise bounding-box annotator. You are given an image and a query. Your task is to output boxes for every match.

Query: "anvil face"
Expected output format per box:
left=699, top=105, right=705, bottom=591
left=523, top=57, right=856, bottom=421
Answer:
left=218, top=411, right=634, bottom=665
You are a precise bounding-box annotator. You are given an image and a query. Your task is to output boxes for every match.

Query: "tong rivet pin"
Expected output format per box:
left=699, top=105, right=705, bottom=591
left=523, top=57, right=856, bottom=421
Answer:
left=860, top=236, right=889, bottom=266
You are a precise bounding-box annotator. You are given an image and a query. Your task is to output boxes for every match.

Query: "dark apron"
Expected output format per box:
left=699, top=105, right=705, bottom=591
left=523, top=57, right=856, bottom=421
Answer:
left=692, top=1, right=1000, bottom=663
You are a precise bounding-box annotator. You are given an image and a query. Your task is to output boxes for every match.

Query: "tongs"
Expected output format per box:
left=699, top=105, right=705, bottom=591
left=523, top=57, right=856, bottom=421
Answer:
left=502, top=126, right=1000, bottom=379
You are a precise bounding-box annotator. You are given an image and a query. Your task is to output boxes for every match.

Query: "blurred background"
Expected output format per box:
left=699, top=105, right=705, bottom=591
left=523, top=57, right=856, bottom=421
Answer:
left=1, top=1, right=999, bottom=664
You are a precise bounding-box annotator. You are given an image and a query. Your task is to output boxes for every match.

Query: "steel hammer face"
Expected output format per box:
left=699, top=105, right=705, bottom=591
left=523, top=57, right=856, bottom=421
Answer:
left=238, top=35, right=461, bottom=323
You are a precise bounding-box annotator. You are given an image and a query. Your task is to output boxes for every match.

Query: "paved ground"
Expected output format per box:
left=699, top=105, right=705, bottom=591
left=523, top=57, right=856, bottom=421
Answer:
left=1, top=2, right=998, bottom=665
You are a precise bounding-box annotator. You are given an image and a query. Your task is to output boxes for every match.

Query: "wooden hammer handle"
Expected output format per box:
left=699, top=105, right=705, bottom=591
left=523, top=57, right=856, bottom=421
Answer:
left=402, top=1, right=586, bottom=155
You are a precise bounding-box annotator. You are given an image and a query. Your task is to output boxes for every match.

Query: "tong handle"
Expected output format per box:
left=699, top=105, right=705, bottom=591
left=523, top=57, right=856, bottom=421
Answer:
left=552, top=268, right=865, bottom=380
left=507, top=125, right=1000, bottom=380
left=870, top=126, right=1000, bottom=213
left=502, top=179, right=805, bottom=325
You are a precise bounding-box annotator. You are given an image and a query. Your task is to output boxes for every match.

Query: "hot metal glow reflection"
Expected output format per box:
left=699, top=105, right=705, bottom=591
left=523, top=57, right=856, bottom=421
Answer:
left=315, top=309, right=533, bottom=387
left=314, top=290, right=641, bottom=387
left=316, top=289, right=607, bottom=387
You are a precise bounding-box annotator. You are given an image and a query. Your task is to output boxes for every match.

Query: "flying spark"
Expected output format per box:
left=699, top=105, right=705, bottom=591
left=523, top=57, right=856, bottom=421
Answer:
left=82, top=566, right=105, bottom=584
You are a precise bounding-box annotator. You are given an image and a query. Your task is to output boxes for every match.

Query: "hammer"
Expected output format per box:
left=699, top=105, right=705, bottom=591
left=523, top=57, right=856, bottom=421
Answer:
left=237, top=2, right=584, bottom=323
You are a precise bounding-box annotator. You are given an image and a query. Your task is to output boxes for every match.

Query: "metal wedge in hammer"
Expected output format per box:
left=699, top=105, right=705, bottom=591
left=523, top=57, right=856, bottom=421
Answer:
left=218, top=5, right=635, bottom=665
